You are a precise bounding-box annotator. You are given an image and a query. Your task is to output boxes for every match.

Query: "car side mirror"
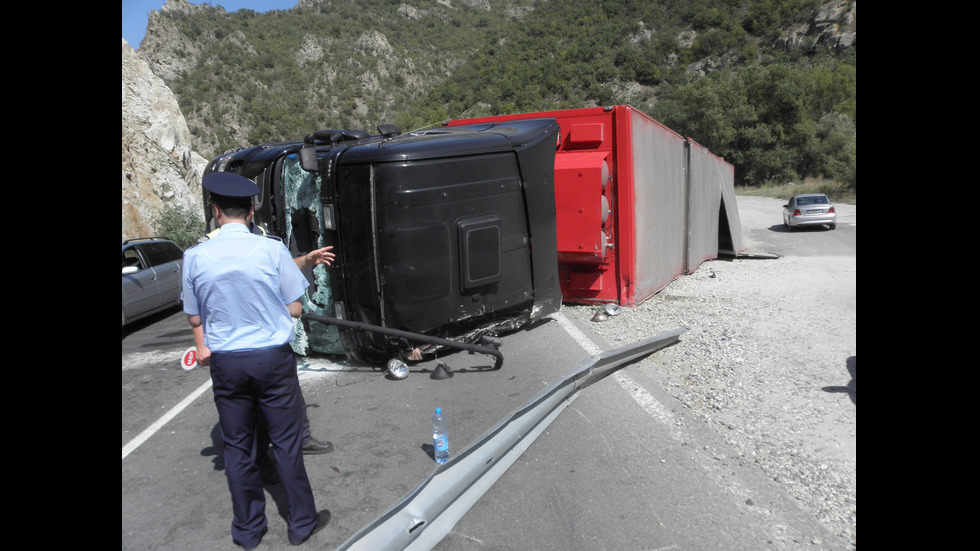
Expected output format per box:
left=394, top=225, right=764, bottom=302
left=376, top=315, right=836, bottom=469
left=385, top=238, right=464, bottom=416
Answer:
left=122, top=266, right=138, bottom=275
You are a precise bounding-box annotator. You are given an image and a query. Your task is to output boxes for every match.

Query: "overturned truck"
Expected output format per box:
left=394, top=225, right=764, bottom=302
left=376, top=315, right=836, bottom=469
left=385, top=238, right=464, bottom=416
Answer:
left=201, top=106, right=744, bottom=367
left=448, top=106, right=745, bottom=306
left=201, top=118, right=564, bottom=365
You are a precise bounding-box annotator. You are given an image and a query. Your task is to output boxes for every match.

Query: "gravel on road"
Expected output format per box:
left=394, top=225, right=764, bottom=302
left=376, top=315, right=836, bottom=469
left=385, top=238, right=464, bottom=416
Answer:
left=562, top=195, right=856, bottom=549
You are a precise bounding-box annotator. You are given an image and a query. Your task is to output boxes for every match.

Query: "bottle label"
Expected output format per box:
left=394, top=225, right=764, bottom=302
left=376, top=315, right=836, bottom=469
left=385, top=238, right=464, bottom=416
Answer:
left=434, top=437, right=448, bottom=452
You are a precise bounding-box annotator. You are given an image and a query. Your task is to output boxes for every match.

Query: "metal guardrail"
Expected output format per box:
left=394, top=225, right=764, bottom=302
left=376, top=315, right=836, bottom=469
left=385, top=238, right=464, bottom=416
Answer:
left=334, top=326, right=688, bottom=551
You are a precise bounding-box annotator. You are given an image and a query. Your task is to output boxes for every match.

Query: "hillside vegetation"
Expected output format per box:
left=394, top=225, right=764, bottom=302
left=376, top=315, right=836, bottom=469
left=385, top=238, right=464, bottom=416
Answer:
left=140, top=0, right=855, bottom=193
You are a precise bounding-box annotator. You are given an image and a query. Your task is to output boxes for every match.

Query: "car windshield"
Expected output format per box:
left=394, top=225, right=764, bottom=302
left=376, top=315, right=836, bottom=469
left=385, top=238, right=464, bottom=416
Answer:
left=797, top=196, right=829, bottom=206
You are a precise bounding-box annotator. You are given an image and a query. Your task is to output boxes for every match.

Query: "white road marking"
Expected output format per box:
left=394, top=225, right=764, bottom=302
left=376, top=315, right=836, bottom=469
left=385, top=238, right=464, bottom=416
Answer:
left=122, top=350, right=182, bottom=371
left=122, top=378, right=212, bottom=460
left=551, top=311, right=603, bottom=356
left=122, top=353, right=345, bottom=460
left=552, top=311, right=685, bottom=442
left=552, top=311, right=768, bottom=522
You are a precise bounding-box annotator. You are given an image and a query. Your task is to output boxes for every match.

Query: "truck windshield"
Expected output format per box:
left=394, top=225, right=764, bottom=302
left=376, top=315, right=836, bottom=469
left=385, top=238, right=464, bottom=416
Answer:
left=282, top=154, right=344, bottom=356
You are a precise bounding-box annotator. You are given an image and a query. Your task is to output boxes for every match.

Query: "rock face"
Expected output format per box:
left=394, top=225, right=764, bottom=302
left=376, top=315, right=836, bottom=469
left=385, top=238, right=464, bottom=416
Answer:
left=778, top=1, right=856, bottom=52
left=136, top=0, right=213, bottom=81
left=122, top=37, right=207, bottom=242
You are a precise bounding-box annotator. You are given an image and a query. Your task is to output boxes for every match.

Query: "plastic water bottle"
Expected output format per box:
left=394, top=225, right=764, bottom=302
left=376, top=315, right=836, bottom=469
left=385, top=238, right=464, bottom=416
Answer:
left=432, top=408, right=450, bottom=464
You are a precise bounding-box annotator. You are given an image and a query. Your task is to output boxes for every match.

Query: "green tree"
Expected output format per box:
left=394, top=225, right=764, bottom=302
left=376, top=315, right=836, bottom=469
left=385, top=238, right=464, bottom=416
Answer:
left=158, top=203, right=206, bottom=250
left=651, top=63, right=855, bottom=187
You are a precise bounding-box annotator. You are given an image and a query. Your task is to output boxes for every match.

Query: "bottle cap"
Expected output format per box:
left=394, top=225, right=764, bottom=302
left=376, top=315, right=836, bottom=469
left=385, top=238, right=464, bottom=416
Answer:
left=435, top=408, right=441, bottom=414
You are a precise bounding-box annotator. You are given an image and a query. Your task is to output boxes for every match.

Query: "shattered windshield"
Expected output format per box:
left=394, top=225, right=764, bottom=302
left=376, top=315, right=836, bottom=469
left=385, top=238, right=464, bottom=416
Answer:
left=282, top=153, right=344, bottom=355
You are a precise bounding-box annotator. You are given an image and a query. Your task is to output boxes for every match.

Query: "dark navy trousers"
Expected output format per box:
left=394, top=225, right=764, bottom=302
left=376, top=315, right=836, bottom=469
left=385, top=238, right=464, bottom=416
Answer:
left=210, top=344, right=317, bottom=546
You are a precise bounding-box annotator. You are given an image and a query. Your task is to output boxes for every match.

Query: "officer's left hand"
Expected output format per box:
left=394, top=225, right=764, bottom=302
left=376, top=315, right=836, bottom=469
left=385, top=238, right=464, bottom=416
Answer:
left=303, top=246, right=336, bottom=268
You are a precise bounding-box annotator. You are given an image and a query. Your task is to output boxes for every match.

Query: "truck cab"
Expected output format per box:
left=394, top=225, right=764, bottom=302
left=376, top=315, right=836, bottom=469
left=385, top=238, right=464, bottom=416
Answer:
left=202, top=119, right=562, bottom=366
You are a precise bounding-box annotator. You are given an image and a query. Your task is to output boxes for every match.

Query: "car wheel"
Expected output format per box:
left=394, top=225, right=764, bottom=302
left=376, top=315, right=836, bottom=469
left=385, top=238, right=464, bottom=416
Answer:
left=829, top=223, right=836, bottom=230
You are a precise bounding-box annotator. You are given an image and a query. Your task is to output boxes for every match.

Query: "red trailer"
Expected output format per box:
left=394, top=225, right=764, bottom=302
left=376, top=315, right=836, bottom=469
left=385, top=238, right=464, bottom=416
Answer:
left=447, top=105, right=744, bottom=307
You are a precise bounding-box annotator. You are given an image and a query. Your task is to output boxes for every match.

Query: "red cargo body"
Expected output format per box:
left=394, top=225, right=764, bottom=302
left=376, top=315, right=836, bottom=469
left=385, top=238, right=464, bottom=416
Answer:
left=447, top=105, right=743, bottom=307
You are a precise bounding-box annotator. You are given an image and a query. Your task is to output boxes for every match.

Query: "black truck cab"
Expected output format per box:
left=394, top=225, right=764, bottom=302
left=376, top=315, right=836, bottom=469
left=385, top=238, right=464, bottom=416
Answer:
left=202, top=118, right=562, bottom=367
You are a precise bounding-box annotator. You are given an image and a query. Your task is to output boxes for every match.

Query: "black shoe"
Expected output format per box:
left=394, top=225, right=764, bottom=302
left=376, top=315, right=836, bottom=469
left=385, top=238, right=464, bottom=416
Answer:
left=302, top=438, right=334, bottom=455
left=296, top=510, right=330, bottom=545
left=311, top=510, right=331, bottom=535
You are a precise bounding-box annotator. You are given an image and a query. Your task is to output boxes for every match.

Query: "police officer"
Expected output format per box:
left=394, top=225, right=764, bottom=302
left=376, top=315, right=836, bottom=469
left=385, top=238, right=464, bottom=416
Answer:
left=182, top=172, right=329, bottom=548
left=194, top=203, right=336, bottom=459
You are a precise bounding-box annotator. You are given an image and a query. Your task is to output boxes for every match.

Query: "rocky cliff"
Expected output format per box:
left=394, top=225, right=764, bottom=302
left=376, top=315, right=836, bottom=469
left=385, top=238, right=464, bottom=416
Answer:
left=122, top=37, right=207, bottom=242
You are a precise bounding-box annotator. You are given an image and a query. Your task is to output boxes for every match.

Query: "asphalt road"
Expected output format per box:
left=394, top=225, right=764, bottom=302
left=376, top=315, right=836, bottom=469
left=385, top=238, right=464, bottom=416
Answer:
left=122, top=197, right=854, bottom=551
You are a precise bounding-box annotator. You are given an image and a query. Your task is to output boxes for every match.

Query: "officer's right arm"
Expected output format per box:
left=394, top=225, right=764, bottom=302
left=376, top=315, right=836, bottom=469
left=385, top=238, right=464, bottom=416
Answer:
left=191, top=322, right=211, bottom=367
left=287, top=300, right=303, bottom=318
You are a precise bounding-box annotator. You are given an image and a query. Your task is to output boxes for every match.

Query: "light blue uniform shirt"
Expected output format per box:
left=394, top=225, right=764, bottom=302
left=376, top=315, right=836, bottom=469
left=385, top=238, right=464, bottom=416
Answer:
left=182, top=223, right=308, bottom=352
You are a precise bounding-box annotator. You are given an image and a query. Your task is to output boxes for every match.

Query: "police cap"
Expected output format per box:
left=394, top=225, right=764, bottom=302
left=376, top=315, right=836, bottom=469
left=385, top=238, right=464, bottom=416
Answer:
left=202, top=172, right=260, bottom=198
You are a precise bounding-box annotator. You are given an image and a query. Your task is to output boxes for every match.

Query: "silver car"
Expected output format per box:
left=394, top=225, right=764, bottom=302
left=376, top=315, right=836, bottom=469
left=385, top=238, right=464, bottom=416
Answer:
left=122, top=237, right=184, bottom=326
left=783, top=193, right=837, bottom=230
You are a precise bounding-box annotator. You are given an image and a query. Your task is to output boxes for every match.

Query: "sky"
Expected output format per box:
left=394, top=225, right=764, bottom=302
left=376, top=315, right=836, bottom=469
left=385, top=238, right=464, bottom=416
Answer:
left=122, top=1, right=298, bottom=49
